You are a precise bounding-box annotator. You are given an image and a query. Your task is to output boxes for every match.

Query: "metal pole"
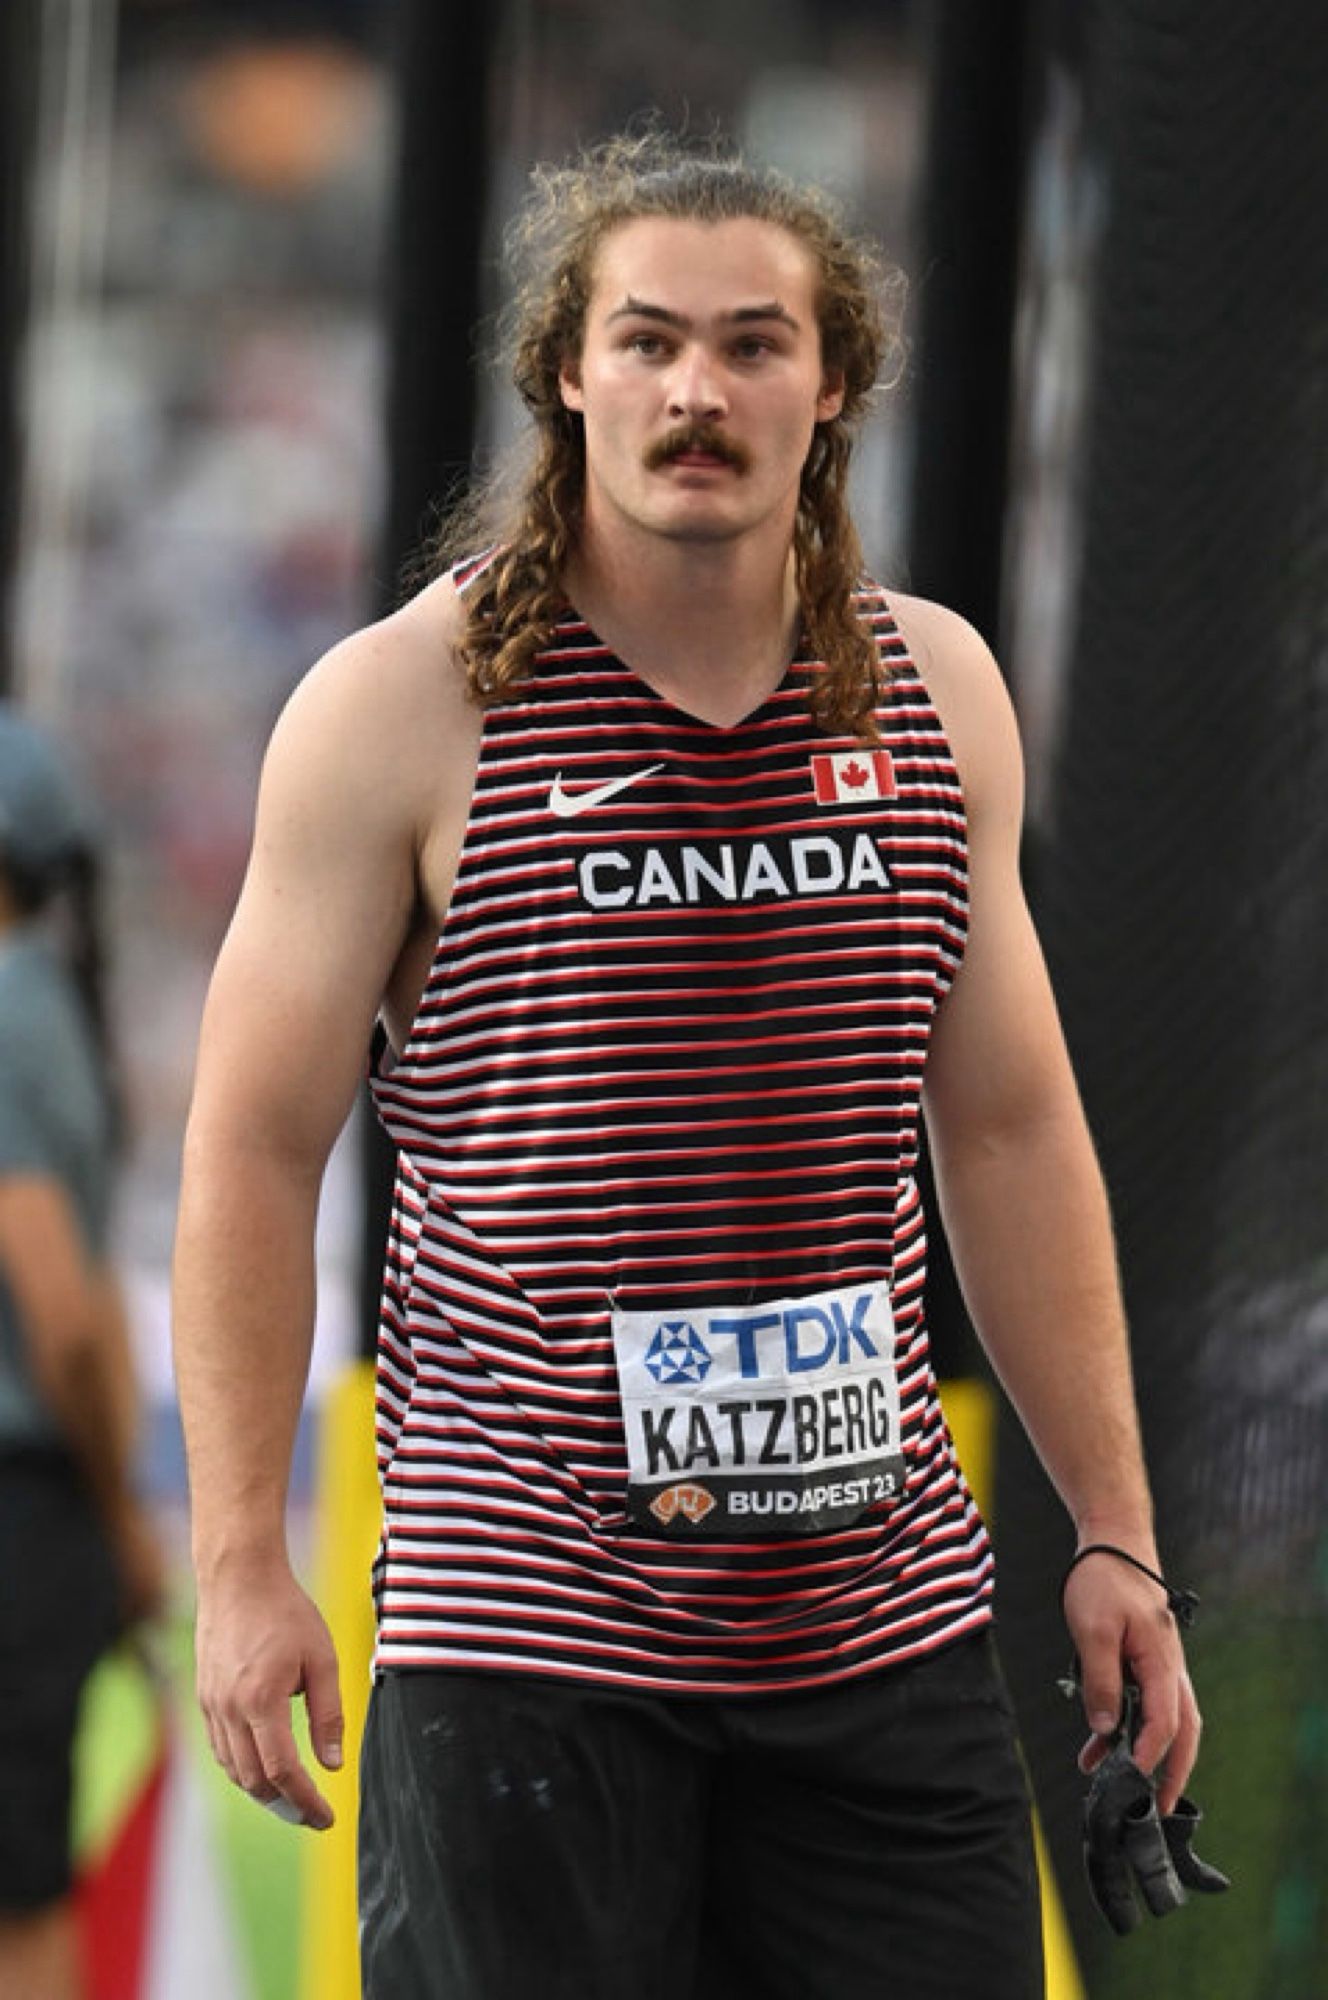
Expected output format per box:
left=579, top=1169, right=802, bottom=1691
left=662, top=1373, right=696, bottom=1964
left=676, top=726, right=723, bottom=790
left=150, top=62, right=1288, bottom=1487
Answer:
left=905, top=0, right=1035, bottom=1379
left=907, top=0, right=1032, bottom=644
left=359, top=0, right=497, bottom=1355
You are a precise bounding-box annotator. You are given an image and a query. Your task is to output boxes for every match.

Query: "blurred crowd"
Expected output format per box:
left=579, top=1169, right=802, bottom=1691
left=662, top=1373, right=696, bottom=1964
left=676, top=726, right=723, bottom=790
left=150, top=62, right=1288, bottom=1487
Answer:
left=13, top=0, right=923, bottom=1447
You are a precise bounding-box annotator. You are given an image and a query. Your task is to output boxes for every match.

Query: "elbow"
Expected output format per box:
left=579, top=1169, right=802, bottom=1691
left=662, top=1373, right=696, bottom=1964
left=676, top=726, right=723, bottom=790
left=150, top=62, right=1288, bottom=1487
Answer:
left=181, top=1090, right=338, bottom=1200
left=926, top=1044, right=1094, bottom=1162
left=927, top=1093, right=1100, bottom=1196
left=179, top=1125, right=323, bottom=1232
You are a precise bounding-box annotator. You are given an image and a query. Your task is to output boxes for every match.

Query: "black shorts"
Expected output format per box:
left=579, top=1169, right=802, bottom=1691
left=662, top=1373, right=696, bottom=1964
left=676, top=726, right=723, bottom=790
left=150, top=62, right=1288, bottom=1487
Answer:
left=359, top=1631, right=1044, bottom=2000
left=0, top=1450, right=120, bottom=1912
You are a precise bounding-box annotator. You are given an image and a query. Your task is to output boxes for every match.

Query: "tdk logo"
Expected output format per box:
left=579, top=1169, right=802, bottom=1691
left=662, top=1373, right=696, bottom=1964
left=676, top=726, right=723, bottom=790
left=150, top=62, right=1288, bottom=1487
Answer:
left=645, top=1322, right=712, bottom=1385
left=711, top=1294, right=881, bottom=1378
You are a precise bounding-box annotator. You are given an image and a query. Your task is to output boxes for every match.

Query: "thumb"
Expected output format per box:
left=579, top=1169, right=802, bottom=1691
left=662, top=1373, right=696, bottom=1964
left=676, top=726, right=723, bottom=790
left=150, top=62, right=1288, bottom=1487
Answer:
left=303, top=1640, right=344, bottom=1772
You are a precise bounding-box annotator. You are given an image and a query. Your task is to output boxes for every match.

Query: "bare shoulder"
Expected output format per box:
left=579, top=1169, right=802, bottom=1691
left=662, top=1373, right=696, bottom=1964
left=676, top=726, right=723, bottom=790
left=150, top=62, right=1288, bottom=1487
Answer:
left=195, top=573, right=479, bottom=1132
left=276, top=573, right=474, bottom=767
left=882, top=589, right=1024, bottom=828
left=264, top=573, right=479, bottom=836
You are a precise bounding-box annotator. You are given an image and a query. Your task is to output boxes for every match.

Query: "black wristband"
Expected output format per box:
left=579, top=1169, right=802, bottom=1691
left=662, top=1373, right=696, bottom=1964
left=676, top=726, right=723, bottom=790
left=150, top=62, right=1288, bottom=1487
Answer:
left=1063, top=1544, right=1200, bottom=1628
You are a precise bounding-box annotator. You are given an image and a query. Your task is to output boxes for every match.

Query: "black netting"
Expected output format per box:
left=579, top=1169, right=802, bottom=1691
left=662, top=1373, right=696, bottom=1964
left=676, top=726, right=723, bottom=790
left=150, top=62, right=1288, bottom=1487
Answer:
left=996, top=3, right=1328, bottom=1993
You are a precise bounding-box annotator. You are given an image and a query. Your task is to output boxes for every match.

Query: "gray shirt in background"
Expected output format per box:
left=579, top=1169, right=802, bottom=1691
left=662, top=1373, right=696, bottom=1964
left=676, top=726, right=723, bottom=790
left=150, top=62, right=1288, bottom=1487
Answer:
left=0, top=926, right=113, bottom=1449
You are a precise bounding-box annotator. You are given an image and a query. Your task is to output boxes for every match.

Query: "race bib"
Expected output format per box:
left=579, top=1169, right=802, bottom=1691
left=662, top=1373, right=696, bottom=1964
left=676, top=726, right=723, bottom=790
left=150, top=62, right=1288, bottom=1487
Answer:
left=612, top=1282, right=905, bottom=1538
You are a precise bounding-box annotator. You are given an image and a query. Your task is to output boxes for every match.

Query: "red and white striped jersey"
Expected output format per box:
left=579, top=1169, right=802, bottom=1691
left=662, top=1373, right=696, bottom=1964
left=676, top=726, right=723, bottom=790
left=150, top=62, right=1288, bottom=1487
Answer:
left=368, top=572, right=994, bottom=1692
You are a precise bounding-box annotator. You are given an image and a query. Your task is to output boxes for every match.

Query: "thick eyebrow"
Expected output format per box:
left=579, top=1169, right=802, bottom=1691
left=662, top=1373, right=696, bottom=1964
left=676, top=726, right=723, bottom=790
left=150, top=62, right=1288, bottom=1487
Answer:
left=605, top=296, right=801, bottom=333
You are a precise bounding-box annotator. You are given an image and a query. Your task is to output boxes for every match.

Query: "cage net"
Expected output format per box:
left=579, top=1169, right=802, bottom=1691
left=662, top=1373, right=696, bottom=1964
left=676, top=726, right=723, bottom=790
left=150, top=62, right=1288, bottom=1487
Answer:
left=994, top=4, right=1328, bottom=1993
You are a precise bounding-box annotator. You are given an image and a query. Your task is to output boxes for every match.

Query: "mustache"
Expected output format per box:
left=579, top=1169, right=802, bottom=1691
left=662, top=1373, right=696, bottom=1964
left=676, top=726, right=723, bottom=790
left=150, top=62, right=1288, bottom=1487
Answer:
left=644, top=423, right=749, bottom=473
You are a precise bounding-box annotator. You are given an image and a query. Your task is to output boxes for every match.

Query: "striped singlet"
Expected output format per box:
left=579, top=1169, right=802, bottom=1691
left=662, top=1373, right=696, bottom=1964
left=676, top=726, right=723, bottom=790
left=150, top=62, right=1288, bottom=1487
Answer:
left=368, top=572, right=994, bottom=1693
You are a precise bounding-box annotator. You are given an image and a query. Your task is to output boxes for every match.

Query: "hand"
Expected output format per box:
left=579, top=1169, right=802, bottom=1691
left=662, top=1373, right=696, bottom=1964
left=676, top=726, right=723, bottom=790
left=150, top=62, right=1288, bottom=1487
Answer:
left=1062, top=1546, right=1201, bottom=1814
left=195, top=1555, right=344, bottom=1832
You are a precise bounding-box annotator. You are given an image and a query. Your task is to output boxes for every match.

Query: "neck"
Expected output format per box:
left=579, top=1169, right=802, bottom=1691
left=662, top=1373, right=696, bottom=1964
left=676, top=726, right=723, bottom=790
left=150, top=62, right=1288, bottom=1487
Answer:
left=565, top=520, right=802, bottom=726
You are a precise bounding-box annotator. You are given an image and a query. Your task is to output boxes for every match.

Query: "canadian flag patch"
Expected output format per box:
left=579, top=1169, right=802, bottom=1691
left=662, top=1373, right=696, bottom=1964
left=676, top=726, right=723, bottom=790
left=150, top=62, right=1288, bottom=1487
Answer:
left=810, top=750, right=897, bottom=805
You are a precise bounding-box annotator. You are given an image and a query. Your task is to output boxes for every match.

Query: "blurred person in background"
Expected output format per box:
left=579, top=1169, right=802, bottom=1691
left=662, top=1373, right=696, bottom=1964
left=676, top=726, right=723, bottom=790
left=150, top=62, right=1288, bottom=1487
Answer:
left=0, top=707, right=163, bottom=2000
left=175, top=131, right=1200, bottom=1998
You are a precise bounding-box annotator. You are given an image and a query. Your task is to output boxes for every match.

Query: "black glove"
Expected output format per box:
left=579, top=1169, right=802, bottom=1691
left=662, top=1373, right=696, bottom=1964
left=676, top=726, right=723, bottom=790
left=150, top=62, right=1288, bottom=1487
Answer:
left=1081, top=1684, right=1231, bottom=1935
left=1162, top=1796, right=1232, bottom=1897
left=1084, top=1730, right=1184, bottom=1932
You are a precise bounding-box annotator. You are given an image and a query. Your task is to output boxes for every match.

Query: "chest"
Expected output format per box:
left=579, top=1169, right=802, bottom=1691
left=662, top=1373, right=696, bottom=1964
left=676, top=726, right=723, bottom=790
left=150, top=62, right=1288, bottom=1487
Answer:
left=454, top=678, right=962, bottom=933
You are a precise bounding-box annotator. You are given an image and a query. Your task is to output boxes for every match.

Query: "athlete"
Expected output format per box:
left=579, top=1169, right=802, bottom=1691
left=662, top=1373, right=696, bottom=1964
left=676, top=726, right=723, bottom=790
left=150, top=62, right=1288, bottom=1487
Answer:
left=173, top=131, right=1200, bottom=1999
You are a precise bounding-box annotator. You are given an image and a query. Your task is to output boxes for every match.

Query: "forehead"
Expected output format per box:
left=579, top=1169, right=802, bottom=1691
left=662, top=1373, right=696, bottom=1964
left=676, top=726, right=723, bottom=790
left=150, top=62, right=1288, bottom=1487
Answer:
left=586, top=215, right=820, bottom=321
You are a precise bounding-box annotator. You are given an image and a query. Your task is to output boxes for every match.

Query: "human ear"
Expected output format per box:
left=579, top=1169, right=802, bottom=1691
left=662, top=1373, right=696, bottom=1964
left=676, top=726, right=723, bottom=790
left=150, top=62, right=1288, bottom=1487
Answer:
left=816, top=368, right=846, bottom=423
left=559, top=355, right=585, bottom=413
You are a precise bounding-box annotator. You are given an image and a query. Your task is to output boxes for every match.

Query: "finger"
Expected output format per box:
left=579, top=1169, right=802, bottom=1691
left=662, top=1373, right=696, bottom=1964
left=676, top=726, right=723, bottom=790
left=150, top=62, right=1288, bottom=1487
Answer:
left=1155, top=1676, right=1201, bottom=1816
left=197, top=1695, right=225, bottom=1770
left=1128, top=1653, right=1181, bottom=1783
left=201, top=1691, right=261, bottom=1796
left=202, top=1705, right=240, bottom=1787
left=252, top=1714, right=334, bottom=1831
left=217, top=1710, right=280, bottom=1804
left=302, top=1643, right=345, bottom=1773
left=1077, top=1731, right=1113, bottom=1777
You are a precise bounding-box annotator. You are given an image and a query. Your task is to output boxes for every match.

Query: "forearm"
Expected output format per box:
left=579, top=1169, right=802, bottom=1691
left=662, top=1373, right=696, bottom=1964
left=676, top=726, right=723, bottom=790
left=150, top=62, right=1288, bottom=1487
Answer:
left=172, top=1131, right=322, bottom=1581
left=932, top=1108, right=1156, bottom=1557
left=174, top=1127, right=347, bottom=1831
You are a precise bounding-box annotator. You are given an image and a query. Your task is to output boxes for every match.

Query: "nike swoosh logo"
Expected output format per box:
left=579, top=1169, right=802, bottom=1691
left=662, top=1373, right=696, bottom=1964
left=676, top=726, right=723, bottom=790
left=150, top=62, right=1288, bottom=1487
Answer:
left=548, top=764, right=666, bottom=818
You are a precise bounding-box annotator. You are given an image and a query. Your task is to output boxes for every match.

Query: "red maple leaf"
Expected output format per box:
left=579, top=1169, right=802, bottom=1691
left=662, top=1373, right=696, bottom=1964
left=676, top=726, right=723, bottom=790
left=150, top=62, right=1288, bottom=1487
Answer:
left=841, top=759, right=869, bottom=789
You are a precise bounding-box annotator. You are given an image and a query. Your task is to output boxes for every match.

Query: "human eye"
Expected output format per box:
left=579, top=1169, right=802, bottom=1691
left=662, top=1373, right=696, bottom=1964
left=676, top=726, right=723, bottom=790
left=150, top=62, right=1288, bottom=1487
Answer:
left=731, top=333, right=776, bottom=363
left=624, top=329, right=669, bottom=359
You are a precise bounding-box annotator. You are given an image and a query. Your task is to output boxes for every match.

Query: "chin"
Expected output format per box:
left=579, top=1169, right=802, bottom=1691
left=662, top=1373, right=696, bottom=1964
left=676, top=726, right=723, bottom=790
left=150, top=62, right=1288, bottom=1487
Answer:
left=643, top=494, right=748, bottom=541
left=655, top=517, right=747, bottom=548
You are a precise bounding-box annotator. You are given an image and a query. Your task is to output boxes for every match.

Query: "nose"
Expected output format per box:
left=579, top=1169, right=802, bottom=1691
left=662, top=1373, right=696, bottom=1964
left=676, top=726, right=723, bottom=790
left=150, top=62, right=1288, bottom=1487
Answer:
left=667, top=345, right=727, bottom=422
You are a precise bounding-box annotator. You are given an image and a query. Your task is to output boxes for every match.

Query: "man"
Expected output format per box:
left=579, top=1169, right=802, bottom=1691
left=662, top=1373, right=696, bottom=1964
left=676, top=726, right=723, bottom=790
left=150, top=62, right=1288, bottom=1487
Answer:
left=173, top=132, right=1200, bottom=1999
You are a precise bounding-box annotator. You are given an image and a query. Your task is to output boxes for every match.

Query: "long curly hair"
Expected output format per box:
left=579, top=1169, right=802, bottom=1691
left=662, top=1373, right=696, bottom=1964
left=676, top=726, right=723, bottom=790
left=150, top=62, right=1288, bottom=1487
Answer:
left=431, top=129, right=905, bottom=739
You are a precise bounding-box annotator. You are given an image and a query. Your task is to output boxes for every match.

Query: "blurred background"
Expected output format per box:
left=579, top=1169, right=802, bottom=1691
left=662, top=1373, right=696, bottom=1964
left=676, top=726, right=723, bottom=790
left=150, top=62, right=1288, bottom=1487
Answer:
left=2, top=0, right=1325, bottom=1995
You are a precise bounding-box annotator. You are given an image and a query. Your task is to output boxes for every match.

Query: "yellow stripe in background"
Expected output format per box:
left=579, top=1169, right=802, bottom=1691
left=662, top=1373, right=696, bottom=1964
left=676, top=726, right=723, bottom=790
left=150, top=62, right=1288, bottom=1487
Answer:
left=301, top=1364, right=1084, bottom=2000
left=940, top=1376, right=1086, bottom=2000
left=299, top=1360, right=380, bottom=2000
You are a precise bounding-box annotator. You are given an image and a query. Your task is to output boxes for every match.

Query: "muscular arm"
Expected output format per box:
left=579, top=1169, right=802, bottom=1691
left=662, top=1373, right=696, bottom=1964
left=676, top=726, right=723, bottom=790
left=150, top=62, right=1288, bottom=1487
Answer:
left=895, top=596, right=1199, bottom=1809
left=173, top=586, right=472, bottom=1827
left=174, top=676, right=412, bottom=1576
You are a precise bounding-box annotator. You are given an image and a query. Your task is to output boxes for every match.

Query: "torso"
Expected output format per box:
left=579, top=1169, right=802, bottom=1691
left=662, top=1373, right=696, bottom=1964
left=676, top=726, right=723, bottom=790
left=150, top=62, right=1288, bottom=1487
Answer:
left=364, top=573, right=995, bottom=1690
